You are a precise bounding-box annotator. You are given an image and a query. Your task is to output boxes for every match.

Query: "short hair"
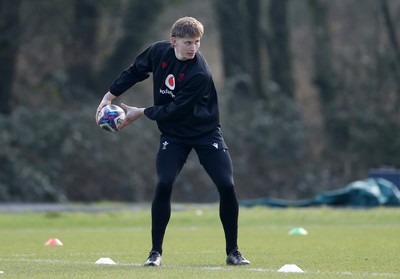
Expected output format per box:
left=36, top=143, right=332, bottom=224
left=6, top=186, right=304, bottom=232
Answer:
left=171, top=17, right=204, bottom=38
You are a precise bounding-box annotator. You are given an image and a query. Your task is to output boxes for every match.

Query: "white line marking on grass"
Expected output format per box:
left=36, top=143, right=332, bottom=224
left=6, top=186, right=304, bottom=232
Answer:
left=160, top=265, right=400, bottom=277
left=1, top=258, right=399, bottom=277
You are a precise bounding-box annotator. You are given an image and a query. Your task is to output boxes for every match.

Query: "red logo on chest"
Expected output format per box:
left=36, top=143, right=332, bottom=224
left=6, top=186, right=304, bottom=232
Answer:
left=177, top=73, right=185, bottom=82
left=165, top=74, right=175, bottom=90
left=162, top=61, right=167, bottom=69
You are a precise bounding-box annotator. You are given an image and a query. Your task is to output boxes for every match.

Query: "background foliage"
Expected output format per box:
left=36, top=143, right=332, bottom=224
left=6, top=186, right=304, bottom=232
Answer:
left=1, top=0, right=400, bottom=202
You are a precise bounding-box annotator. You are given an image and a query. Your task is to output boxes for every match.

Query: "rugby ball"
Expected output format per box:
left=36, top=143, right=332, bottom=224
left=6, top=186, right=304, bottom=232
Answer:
left=97, top=104, right=125, bottom=132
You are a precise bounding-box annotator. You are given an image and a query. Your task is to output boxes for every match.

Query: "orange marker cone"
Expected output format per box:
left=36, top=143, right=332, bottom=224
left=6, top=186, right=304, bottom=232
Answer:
left=45, top=238, right=63, bottom=246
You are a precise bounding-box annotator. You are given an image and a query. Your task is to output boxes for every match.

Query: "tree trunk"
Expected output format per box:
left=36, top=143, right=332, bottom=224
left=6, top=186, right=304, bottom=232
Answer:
left=380, top=0, right=400, bottom=69
left=65, top=0, right=99, bottom=97
left=308, top=0, right=336, bottom=106
left=246, top=0, right=263, bottom=96
left=267, top=0, right=294, bottom=98
left=0, top=0, right=21, bottom=114
left=379, top=0, right=400, bottom=108
left=214, top=0, right=259, bottom=111
left=308, top=0, right=347, bottom=166
left=214, top=0, right=248, bottom=78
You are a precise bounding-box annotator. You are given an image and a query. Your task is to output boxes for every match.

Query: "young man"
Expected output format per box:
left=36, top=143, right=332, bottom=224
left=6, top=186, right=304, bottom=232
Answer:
left=96, top=17, right=250, bottom=267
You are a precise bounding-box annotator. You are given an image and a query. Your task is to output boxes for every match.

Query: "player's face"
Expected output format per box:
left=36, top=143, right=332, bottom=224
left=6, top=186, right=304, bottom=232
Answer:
left=171, top=36, right=201, bottom=61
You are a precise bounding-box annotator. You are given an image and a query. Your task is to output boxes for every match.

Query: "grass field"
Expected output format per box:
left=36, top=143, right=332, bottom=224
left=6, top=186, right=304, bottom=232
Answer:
left=0, top=204, right=399, bottom=278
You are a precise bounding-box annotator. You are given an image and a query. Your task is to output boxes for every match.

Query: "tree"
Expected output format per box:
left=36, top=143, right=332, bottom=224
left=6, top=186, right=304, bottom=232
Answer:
left=246, top=0, right=263, bottom=95
left=308, top=0, right=344, bottom=156
left=308, top=0, right=337, bottom=106
left=65, top=0, right=100, bottom=97
left=213, top=0, right=261, bottom=107
left=214, top=0, right=248, bottom=79
left=380, top=0, right=400, bottom=100
left=266, top=0, right=295, bottom=98
left=0, top=0, right=21, bottom=114
left=214, top=0, right=309, bottom=199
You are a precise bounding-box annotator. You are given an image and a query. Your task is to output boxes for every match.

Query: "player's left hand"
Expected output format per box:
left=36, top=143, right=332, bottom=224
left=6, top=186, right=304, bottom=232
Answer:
left=118, top=103, right=145, bottom=130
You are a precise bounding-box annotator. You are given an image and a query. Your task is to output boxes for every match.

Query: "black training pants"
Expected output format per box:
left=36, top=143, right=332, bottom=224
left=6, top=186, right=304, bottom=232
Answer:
left=150, top=137, right=239, bottom=256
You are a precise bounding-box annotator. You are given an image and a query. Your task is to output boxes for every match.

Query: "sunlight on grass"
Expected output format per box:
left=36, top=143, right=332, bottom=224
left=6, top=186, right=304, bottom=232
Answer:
left=0, top=206, right=399, bottom=278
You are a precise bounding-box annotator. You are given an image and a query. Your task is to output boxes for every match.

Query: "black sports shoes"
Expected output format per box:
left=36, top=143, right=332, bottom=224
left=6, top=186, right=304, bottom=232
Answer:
left=143, top=249, right=249, bottom=266
left=226, top=249, right=251, bottom=265
left=144, top=251, right=162, bottom=267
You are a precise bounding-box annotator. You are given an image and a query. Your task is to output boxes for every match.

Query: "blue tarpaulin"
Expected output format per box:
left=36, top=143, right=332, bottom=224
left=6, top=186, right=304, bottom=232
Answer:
left=240, top=178, right=400, bottom=208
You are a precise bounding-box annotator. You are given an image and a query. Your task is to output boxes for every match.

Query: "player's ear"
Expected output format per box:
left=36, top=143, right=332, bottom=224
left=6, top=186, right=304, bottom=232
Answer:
left=170, top=36, right=176, bottom=47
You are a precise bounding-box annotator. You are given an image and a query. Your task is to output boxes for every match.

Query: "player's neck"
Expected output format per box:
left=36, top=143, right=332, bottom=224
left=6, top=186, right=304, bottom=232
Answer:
left=174, top=48, right=188, bottom=61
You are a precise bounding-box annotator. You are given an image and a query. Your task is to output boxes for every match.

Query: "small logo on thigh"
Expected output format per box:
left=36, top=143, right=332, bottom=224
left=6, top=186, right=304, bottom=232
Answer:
left=162, top=141, right=169, bottom=150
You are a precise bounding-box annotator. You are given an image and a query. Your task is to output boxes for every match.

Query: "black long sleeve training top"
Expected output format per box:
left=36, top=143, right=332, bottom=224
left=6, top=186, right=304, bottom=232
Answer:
left=109, top=40, right=221, bottom=139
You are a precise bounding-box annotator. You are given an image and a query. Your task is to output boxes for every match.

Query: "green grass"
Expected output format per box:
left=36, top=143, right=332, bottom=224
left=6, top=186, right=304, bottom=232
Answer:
left=0, top=205, right=399, bottom=278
